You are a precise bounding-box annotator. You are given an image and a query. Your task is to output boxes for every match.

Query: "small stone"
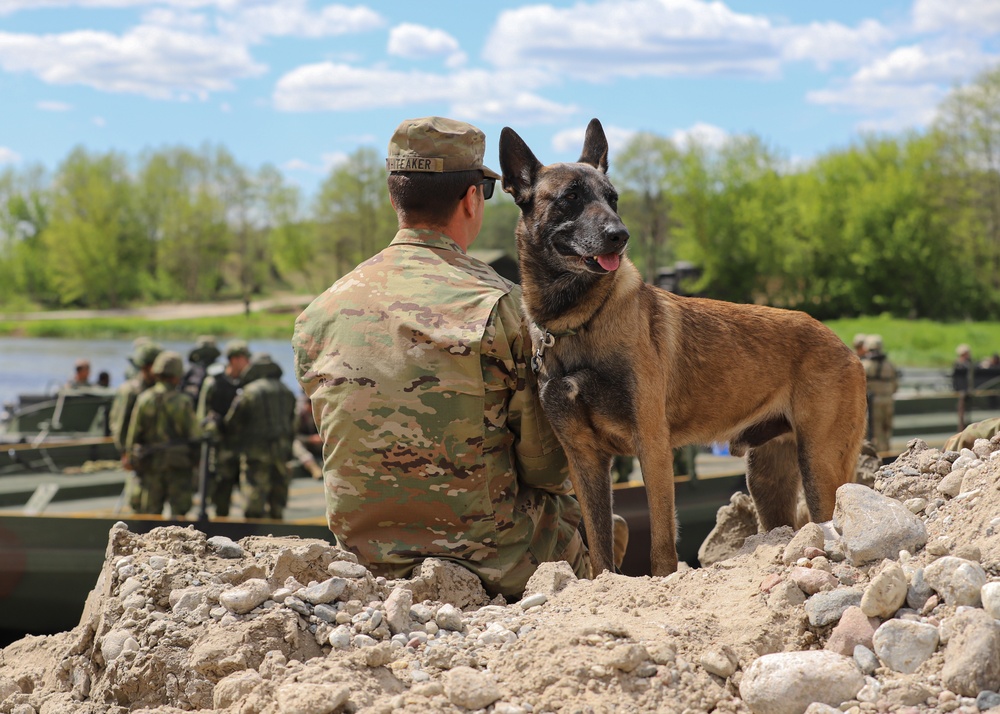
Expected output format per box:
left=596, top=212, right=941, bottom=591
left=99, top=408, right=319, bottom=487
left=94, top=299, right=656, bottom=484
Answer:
left=605, top=644, right=648, bottom=673
left=834, top=484, right=927, bottom=565
left=977, top=691, right=1000, bottom=711
left=937, top=471, right=964, bottom=498
left=384, top=587, right=413, bottom=635
left=924, top=557, right=987, bottom=607
left=740, top=650, right=864, bottom=714
left=328, top=626, right=351, bottom=649
left=760, top=573, right=783, bottom=593
left=941, top=610, right=1000, bottom=697
left=520, top=593, right=548, bottom=610
left=299, top=578, right=348, bottom=605
left=791, top=566, right=839, bottom=595
left=207, top=536, right=244, bottom=559
left=700, top=646, right=738, bottom=678
left=903, top=498, right=928, bottom=514
left=327, top=561, right=369, bottom=579
left=783, top=523, right=826, bottom=565
left=435, top=603, right=464, bottom=632
left=826, top=607, right=879, bottom=656
left=805, top=588, right=863, bottom=627
left=219, top=579, right=272, bottom=615
left=982, top=582, right=1000, bottom=619
left=872, top=620, right=939, bottom=674
left=861, top=563, right=908, bottom=618
left=853, top=645, right=879, bottom=676
left=443, top=666, right=501, bottom=710
left=275, top=682, right=350, bottom=714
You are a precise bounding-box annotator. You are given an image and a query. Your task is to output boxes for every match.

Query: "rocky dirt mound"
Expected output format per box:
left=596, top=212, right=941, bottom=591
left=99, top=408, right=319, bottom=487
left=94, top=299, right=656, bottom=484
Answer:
left=1, top=435, right=999, bottom=714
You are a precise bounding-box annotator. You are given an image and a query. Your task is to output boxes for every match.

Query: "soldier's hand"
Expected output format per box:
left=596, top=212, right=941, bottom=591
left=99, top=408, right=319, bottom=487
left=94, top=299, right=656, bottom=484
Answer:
left=121, top=453, right=133, bottom=471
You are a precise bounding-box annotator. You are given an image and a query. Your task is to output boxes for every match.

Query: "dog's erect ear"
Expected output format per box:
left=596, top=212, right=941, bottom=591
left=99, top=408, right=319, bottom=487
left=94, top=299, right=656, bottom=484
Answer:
left=578, top=118, right=609, bottom=174
left=499, top=126, right=542, bottom=206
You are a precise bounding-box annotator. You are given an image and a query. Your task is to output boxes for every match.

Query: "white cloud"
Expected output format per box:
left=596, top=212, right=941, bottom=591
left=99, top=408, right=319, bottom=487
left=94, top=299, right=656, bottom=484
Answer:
left=92, top=115, right=106, bottom=126
left=37, top=100, right=73, bottom=111
left=387, top=23, right=466, bottom=67
left=0, top=146, right=20, bottom=165
left=776, top=19, right=892, bottom=68
left=283, top=151, right=348, bottom=174
left=913, top=0, right=1000, bottom=34
left=806, top=44, right=998, bottom=130
left=671, top=122, right=729, bottom=150
left=216, top=1, right=383, bottom=43
left=273, top=62, right=575, bottom=124
left=483, top=0, right=890, bottom=80
left=552, top=124, right=636, bottom=155
left=0, top=25, right=266, bottom=99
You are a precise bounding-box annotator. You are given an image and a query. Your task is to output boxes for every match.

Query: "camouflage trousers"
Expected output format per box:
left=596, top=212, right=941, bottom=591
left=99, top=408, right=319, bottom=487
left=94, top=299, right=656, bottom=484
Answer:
left=243, top=440, right=291, bottom=520
left=136, top=467, right=195, bottom=518
left=344, top=489, right=591, bottom=599
left=210, top=446, right=242, bottom=517
left=870, top=398, right=894, bottom=453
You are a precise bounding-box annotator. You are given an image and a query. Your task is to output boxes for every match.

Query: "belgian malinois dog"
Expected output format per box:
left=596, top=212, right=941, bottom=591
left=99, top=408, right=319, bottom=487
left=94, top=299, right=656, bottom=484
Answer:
left=498, top=118, right=868, bottom=577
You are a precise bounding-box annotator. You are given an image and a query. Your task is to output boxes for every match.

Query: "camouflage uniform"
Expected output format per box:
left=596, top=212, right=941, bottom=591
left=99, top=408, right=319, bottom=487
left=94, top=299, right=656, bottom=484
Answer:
left=944, top=417, right=1000, bottom=452
left=196, top=341, right=249, bottom=517
left=861, top=335, right=898, bottom=453
left=293, top=228, right=588, bottom=598
left=109, top=342, right=162, bottom=510
left=224, top=354, right=296, bottom=519
left=125, top=352, right=197, bottom=517
left=180, top=335, right=221, bottom=405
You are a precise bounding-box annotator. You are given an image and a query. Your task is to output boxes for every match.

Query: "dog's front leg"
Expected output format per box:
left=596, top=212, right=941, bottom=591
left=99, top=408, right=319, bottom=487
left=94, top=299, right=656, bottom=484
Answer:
left=539, top=375, right=616, bottom=575
left=637, top=436, right=679, bottom=576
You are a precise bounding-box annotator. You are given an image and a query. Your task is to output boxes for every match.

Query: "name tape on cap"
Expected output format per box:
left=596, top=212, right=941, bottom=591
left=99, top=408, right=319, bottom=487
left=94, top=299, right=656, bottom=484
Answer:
left=386, top=156, right=446, bottom=172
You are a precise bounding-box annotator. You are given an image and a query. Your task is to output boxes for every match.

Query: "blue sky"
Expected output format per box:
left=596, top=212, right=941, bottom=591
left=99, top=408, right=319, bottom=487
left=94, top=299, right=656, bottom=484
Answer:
left=0, top=0, right=998, bottom=196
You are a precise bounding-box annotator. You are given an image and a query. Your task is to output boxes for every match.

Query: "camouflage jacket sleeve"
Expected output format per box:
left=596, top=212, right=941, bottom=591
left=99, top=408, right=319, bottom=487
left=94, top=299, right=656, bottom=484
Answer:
left=110, top=382, right=138, bottom=453
left=490, top=290, right=571, bottom=493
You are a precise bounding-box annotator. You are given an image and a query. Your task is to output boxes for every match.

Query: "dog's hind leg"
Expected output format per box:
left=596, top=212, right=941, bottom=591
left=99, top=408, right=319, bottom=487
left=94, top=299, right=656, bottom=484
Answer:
left=746, top=435, right=801, bottom=531
left=637, top=439, right=679, bottom=576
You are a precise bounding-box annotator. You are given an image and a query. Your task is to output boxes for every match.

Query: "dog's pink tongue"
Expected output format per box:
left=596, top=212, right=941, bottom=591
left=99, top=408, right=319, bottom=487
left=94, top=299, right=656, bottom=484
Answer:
left=596, top=253, right=620, bottom=271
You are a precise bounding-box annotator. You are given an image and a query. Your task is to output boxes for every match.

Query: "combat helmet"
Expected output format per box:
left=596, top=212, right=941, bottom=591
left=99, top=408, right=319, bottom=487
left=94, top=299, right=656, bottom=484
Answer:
left=131, top=342, right=163, bottom=369
left=225, top=340, right=251, bottom=359
left=242, top=352, right=283, bottom=383
left=152, top=350, right=185, bottom=378
left=188, top=335, right=221, bottom=366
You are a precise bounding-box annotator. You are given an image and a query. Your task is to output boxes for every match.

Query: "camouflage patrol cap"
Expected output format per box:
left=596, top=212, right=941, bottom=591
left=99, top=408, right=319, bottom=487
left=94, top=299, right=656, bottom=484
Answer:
left=243, top=352, right=283, bottom=382
left=152, top=350, right=184, bottom=378
left=225, top=340, right=251, bottom=359
left=386, top=116, right=501, bottom=179
left=852, top=333, right=867, bottom=349
left=957, top=343, right=971, bottom=356
left=864, top=334, right=883, bottom=351
left=132, top=342, right=162, bottom=368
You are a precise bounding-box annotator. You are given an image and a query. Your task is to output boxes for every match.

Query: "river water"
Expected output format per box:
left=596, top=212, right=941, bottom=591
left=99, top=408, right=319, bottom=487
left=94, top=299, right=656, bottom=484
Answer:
left=0, top=337, right=301, bottom=407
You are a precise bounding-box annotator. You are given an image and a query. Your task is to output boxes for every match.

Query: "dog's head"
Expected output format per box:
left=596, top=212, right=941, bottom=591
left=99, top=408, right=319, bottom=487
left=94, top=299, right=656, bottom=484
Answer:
left=499, top=118, right=629, bottom=276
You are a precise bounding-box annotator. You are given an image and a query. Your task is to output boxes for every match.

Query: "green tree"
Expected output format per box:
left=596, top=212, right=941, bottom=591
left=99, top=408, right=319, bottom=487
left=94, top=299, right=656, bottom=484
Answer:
left=43, top=148, right=148, bottom=307
left=0, top=164, right=51, bottom=306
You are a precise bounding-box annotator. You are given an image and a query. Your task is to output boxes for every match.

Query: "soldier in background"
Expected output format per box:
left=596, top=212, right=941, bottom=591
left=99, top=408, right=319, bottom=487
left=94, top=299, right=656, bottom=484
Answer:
left=293, top=390, right=324, bottom=479
left=109, top=341, right=162, bottom=510
left=125, top=351, right=198, bottom=517
left=953, top=344, right=974, bottom=431
left=66, top=359, right=92, bottom=389
left=224, top=353, right=296, bottom=519
left=180, top=335, right=221, bottom=404
left=861, top=334, right=898, bottom=453
left=852, top=334, right=867, bottom=360
left=197, top=340, right=251, bottom=517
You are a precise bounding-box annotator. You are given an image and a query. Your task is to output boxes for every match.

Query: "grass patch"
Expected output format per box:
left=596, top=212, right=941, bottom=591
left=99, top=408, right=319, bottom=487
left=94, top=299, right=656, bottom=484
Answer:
left=3, top=310, right=1000, bottom=369
left=0, top=311, right=298, bottom=341
left=826, top=316, right=1000, bottom=368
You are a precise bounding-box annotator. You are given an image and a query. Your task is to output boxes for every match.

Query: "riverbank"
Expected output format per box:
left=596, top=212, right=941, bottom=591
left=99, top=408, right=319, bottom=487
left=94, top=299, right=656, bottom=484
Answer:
left=2, top=302, right=999, bottom=368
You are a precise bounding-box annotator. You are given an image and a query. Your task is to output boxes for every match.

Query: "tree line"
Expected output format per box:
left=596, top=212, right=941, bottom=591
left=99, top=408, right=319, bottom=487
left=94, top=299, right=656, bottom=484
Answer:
left=2, top=66, right=998, bottom=320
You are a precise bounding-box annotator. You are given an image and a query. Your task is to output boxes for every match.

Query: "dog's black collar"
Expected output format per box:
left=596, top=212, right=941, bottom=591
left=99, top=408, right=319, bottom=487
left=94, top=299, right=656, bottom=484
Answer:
left=530, top=325, right=576, bottom=373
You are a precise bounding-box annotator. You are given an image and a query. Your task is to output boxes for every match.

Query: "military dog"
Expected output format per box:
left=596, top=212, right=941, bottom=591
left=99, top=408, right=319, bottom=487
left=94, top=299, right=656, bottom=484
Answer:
left=498, top=118, right=868, bottom=577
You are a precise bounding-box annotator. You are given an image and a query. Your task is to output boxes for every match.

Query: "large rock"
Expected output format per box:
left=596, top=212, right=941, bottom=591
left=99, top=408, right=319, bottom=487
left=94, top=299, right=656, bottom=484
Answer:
left=941, top=610, right=1000, bottom=697
left=833, top=484, right=927, bottom=565
left=872, top=620, right=939, bottom=674
left=699, top=492, right=760, bottom=566
left=740, top=650, right=864, bottom=714
left=922, top=556, right=986, bottom=607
